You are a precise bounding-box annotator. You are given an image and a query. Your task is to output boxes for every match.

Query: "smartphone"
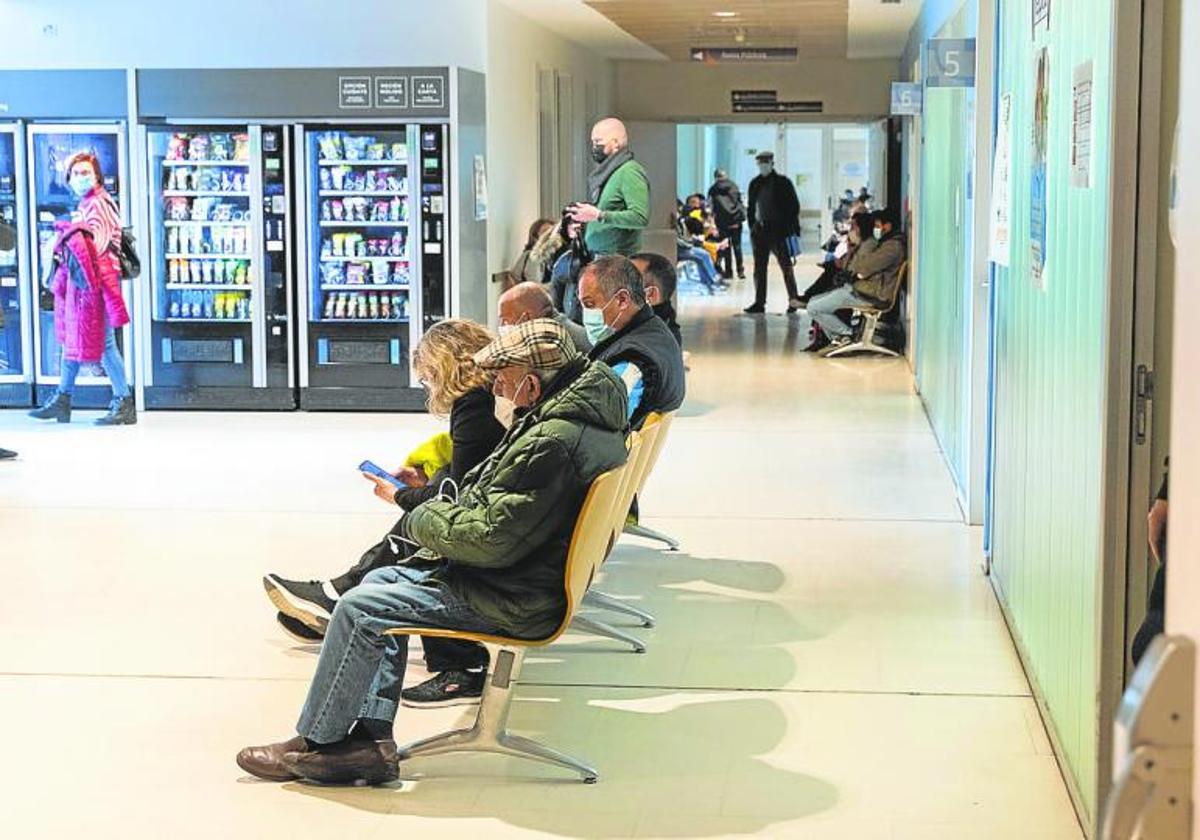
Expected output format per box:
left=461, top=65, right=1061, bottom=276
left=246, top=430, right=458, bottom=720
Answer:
left=359, top=460, right=407, bottom=489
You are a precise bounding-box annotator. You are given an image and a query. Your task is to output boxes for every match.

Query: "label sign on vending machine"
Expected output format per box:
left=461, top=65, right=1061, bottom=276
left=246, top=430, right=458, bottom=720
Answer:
left=375, top=77, right=408, bottom=108
left=338, top=77, right=372, bottom=109
left=412, top=77, right=446, bottom=109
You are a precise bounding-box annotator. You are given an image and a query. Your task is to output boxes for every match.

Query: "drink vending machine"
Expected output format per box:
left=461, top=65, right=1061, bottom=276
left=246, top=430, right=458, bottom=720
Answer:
left=0, top=125, right=32, bottom=407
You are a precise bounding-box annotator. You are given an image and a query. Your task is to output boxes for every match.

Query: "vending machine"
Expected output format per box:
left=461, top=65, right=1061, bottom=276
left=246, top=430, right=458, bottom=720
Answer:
left=0, top=125, right=33, bottom=407
left=295, top=122, right=447, bottom=410
left=139, top=124, right=295, bottom=409
left=0, top=70, right=135, bottom=409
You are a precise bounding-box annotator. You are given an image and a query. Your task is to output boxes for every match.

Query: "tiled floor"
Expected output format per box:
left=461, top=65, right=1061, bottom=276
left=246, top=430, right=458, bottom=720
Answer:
left=0, top=265, right=1083, bottom=838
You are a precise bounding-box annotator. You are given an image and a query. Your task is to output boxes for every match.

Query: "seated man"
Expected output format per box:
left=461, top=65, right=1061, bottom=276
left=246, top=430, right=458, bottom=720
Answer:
left=237, top=320, right=629, bottom=785
left=677, top=215, right=721, bottom=291
left=579, top=255, right=686, bottom=430
left=499, top=280, right=591, bottom=352
left=630, top=252, right=683, bottom=348
left=806, top=208, right=905, bottom=355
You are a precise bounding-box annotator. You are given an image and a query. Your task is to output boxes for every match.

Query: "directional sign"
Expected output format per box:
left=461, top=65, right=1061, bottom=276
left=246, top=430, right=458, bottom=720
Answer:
left=891, top=82, right=923, bottom=115
left=732, top=100, right=822, bottom=114
left=692, top=47, right=798, bottom=63
left=731, top=90, right=778, bottom=106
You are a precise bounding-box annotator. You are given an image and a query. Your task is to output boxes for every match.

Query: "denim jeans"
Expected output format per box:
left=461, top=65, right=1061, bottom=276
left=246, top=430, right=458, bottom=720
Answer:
left=807, top=285, right=873, bottom=340
left=678, top=245, right=719, bottom=287
left=295, top=564, right=501, bottom=744
left=59, top=327, right=129, bottom=399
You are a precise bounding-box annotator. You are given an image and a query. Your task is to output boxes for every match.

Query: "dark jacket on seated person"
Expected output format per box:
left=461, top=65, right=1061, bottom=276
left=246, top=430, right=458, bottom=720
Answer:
left=589, top=303, right=686, bottom=429
left=848, top=231, right=906, bottom=305
left=404, top=357, right=628, bottom=639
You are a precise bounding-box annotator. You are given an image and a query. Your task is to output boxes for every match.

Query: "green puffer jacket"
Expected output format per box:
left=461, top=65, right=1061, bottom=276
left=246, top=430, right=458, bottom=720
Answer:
left=405, top=357, right=629, bottom=639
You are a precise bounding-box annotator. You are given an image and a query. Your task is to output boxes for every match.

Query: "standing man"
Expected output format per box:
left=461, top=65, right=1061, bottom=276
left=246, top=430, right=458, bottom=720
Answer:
left=569, top=117, right=650, bottom=257
left=707, top=169, right=746, bottom=280
left=744, top=151, right=802, bottom=315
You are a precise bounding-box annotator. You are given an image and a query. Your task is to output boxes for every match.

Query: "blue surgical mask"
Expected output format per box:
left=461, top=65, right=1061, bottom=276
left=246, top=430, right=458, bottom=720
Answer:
left=71, top=175, right=96, bottom=197
left=582, top=295, right=618, bottom=344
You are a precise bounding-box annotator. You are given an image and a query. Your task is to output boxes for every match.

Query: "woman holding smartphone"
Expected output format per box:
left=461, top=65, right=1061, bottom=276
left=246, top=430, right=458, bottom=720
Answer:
left=263, top=319, right=504, bottom=707
left=28, top=151, right=135, bottom=426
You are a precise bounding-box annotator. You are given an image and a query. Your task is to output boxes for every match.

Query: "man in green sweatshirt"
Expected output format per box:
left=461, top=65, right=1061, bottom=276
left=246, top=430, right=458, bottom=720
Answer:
left=569, top=117, right=650, bottom=257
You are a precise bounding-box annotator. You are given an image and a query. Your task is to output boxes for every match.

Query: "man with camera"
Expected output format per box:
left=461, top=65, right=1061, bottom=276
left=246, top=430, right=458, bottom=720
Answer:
left=568, top=118, right=650, bottom=258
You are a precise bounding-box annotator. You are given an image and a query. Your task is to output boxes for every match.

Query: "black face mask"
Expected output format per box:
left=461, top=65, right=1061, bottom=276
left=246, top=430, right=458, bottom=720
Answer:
left=590, top=142, right=608, bottom=164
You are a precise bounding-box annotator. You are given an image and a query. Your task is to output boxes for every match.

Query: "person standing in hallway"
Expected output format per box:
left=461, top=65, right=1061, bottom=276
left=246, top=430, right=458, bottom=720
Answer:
left=569, top=118, right=650, bottom=257
left=28, top=152, right=134, bottom=426
left=707, top=168, right=746, bottom=280
left=744, top=151, right=803, bottom=315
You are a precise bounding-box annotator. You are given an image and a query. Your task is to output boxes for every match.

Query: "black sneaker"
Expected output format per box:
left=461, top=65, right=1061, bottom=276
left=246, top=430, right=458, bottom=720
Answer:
left=263, top=575, right=337, bottom=634
left=276, top=611, right=325, bottom=643
left=742, top=303, right=765, bottom=315
left=0, top=448, right=16, bottom=461
left=401, top=669, right=485, bottom=708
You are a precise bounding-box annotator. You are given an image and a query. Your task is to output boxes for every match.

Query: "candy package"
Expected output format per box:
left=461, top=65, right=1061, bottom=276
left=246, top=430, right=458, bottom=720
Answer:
left=167, top=134, right=189, bottom=161
left=167, top=198, right=191, bottom=221
left=319, top=168, right=332, bottom=190
left=344, top=136, right=370, bottom=161
left=389, top=232, right=405, bottom=257
left=389, top=143, right=406, bottom=161
left=210, top=134, right=232, bottom=161
left=320, top=263, right=344, bottom=286
left=188, top=135, right=210, bottom=161
left=346, top=263, right=368, bottom=285
left=368, top=143, right=387, bottom=161
left=317, top=132, right=343, bottom=161
left=233, top=134, right=250, bottom=161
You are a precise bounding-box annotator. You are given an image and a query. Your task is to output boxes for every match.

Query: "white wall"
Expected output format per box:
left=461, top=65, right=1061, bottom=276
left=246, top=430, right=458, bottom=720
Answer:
left=483, top=0, right=615, bottom=322
left=0, top=0, right=487, bottom=70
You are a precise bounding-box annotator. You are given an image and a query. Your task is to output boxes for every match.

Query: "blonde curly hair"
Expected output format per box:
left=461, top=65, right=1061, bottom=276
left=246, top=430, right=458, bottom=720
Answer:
left=413, top=319, right=496, bottom=416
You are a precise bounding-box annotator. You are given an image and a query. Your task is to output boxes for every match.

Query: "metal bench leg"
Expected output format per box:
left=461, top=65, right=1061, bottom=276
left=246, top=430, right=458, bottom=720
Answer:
left=622, top=522, right=681, bottom=551
left=570, top=614, right=647, bottom=653
left=583, top=590, right=656, bottom=628
left=826, top=311, right=899, bottom=358
left=398, top=644, right=598, bottom=782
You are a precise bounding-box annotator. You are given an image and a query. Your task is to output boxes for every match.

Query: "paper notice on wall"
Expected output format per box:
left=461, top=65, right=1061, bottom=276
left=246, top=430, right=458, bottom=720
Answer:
left=1030, top=47, right=1050, bottom=291
left=989, top=92, right=1013, bottom=266
left=1071, top=61, right=1094, bottom=188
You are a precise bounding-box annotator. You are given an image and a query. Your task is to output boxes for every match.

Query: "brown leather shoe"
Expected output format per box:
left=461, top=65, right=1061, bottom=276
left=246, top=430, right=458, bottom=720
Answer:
left=236, top=735, right=307, bottom=781
left=283, top=737, right=399, bottom=785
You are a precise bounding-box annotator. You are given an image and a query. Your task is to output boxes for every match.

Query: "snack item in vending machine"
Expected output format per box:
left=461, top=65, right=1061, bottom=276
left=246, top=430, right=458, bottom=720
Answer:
left=321, top=201, right=332, bottom=221
left=169, top=259, right=179, bottom=284
left=389, top=143, right=407, bottom=161
left=331, top=166, right=349, bottom=191
left=319, top=167, right=332, bottom=190
left=210, top=134, right=232, bottom=161
left=323, top=292, right=337, bottom=319
left=331, top=199, right=344, bottom=221
left=386, top=174, right=404, bottom=192
left=389, top=232, right=405, bottom=257
left=334, top=293, right=347, bottom=319
left=233, top=172, right=246, bottom=192
left=317, top=132, right=341, bottom=161
left=331, top=233, right=345, bottom=257
left=372, top=261, right=388, bottom=286
left=390, top=263, right=407, bottom=286
left=188, top=135, right=210, bottom=161
left=167, top=134, right=189, bottom=161
left=191, top=291, right=203, bottom=318
left=232, top=227, right=247, bottom=255
left=214, top=260, right=225, bottom=284
left=357, top=293, right=369, bottom=319
left=346, top=263, right=368, bottom=286
left=169, top=293, right=181, bottom=319
left=167, top=227, right=180, bottom=254
left=202, top=261, right=214, bottom=285
left=389, top=196, right=403, bottom=221
left=167, top=198, right=190, bottom=221
left=320, top=237, right=333, bottom=258
left=319, top=262, right=343, bottom=287
left=368, top=143, right=387, bottom=161
left=234, top=262, right=248, bottom=285
left=380, top=294, right=391, bottom=319
left=367, top=292, right=380, bottom=319
left=233, top=134, right=250, bottom=161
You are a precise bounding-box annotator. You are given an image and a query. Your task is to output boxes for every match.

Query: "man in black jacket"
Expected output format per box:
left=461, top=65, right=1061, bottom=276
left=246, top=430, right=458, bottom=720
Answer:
left=578, top=255, right=685, bottom=430
left=745, top=151, right=802, bottom=315
left=707, top=168, right=746, bottom=280
left=631, top=252, right=684, bottom=348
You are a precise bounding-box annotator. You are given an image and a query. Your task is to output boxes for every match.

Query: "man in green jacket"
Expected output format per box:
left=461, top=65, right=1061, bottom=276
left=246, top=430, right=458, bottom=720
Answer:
left=237, top=320, right=629, bottom=786
left=570, top=117, right=651, bottom=256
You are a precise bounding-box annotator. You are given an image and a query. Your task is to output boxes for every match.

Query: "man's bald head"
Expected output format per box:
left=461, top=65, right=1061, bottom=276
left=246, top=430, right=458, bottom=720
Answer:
left=498, top=281, right=556, bottom=328
left=591, top=117, right=629, bottom=159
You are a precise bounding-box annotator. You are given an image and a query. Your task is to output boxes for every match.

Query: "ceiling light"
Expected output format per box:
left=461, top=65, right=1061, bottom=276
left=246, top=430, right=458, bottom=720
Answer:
left=713, top=11, right=737, bottom=18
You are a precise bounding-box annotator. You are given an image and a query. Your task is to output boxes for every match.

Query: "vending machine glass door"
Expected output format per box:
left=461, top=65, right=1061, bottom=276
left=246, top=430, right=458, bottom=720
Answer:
left=0, top=124, right=33, bottom=395
left=26, top=124, right=130, bottom=394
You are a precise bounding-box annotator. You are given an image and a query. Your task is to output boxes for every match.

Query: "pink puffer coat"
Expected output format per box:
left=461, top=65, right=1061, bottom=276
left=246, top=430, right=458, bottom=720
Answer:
left=51, top=221, right=130, bottom=363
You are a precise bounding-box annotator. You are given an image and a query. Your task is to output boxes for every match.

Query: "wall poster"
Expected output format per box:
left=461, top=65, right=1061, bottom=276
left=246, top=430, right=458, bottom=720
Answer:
left=1030, top=47, right=1050, bottom=290
left=990, top=92, right=1013, bottom=265
left=1070, top=60, right=1094, bottom=188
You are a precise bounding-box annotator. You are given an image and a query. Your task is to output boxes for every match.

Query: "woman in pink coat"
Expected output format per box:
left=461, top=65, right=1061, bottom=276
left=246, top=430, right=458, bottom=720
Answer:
left=29, top=151, right=135, bottom=425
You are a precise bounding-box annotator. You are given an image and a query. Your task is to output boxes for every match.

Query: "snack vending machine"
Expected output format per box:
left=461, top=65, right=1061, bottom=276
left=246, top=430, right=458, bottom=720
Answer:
left=28, top=124, right=132, bottom=408
left=0, top=125, right=33, bottom=407
left=140, top=125, right=295, bottom=409
left=296, top=124, right=447, bottom=410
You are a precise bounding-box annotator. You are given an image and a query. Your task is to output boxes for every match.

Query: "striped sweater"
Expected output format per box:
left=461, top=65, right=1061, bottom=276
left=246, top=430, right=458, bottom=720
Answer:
left=73, top=187, right=122, bottom=252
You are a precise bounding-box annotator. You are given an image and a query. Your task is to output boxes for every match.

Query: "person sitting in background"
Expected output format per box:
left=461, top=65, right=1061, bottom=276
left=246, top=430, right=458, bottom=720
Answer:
left=499, top=281, right=591, bottom=353
left=678, top=215, right=721, bottom=292
left=579, top=255, right=685, bottom=429
left=237, top=320, right=629, bottom=786
left=503, top=217, right=561, bottom=289
left=548, top=218, right=591, bottom=323
left=800, top=211, right=875, bottom=311
left=631, top=252, right=683, bottom=347
left=806, top=208, right=906, bottom=355
left=262, top=319, right=505, bottom=707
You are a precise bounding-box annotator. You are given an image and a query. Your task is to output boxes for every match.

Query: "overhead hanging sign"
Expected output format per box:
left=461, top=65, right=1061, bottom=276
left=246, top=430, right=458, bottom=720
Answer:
left=926, top=38, right=977, bottom=87
left=731, top=90, right=778, bottom=106
left=691, top=47, right=798, bottom=63
left=890, top=82, right=923, bottom=115
left=732, top=100, right=823, bottom=114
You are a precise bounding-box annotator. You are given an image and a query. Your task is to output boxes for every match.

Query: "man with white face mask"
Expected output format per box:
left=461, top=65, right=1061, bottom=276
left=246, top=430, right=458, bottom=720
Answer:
left=745, top=150, right=803, bottom=315
left=237, top=319, right=628, bottom=786
left=497, top=281, right=591, bottom=353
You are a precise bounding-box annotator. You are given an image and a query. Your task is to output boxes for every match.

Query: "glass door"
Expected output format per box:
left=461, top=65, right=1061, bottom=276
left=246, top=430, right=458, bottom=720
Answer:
left=0, top=124, right=33, bottom=401
left=27, top=123, right=129, bottom=394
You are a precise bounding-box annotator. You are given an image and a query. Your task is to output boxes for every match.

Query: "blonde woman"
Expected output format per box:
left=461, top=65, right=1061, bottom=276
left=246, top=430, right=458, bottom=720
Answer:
left=262, top=319, right=503, bottom=706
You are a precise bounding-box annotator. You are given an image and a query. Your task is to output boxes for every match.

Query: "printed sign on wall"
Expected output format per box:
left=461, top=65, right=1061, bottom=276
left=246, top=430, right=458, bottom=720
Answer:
left=1070, top=61, right=1093, bottom=188
left=891, top=82, right=923, bottom=115
left=990, top=92, right=1013, bottom=266
left=926, top=39, right=977, bottom=88
left=1030, top=47, right=1050, bottom=290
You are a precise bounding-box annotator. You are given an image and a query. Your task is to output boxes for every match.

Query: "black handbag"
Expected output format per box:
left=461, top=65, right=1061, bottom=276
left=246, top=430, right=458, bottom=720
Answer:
left=111, top=228, right=141, bottom=280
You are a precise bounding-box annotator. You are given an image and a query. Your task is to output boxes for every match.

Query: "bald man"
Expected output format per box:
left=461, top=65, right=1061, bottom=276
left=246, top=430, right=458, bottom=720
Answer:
left=569, top=117, right=650, bottom=257
left=497, top=282, right=591, bottom=353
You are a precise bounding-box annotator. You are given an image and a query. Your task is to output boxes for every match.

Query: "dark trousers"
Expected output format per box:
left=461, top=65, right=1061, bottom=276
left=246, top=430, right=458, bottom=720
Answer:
left=751, top=234, right=800, bottom=306
left=802, top=263, right=841, bottom=301
left=717, top=224, right=744, bottom=278
left=330, top=519, right=489, bottom=673
left=1132, top=562, right=1167, bottom=666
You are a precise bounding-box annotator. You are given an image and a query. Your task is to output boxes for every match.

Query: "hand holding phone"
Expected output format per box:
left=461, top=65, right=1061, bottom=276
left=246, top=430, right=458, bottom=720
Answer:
left=359, top=460, right=407, bottom=489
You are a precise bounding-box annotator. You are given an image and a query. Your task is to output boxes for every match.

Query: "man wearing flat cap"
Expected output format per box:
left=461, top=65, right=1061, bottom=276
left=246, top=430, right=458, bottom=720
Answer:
left=238, top=319, right=629, bottom=787
left=745, top=150, right=803, bottom=315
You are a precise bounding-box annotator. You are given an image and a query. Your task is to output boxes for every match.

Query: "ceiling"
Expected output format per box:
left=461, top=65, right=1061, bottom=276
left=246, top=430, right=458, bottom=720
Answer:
left=498, top=0, right=923, bottom=62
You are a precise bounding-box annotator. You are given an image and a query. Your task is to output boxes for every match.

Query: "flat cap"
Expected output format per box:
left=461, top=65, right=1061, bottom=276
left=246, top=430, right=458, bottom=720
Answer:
left=473, top=318, right=579, bottom=372
left=755, top=150, right=775, bottom=162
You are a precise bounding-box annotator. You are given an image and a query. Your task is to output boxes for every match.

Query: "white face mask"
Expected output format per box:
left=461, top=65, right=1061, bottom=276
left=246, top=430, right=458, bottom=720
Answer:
left=497, top=323, right=516, bottom=338
left=758, top=163, right=773, bottom=176
left=494, top=375, right=531, bottom=429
